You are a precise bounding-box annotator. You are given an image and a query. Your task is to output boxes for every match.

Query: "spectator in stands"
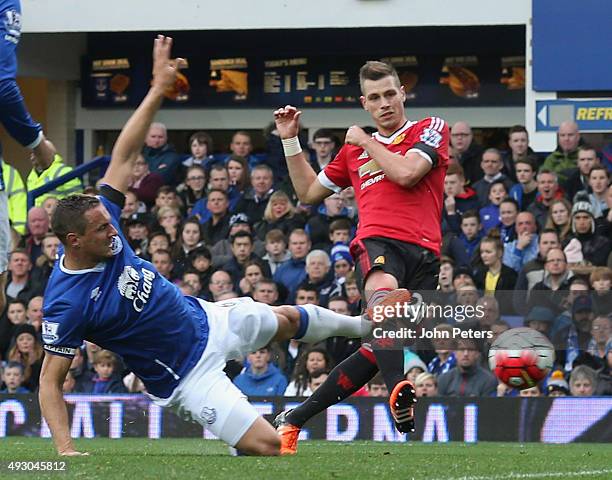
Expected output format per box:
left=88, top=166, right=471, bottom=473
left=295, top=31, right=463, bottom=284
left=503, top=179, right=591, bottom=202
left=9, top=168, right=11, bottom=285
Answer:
left=295, top=284, right=319, bottom=305
left=210, top=213, right=265, bottom=260
left=273, top=229, right=310, bottom=302
left=208, top=270, right=233, bottom=301
left=588, top=315, right=611, bottom=361
left=5, top=249, right=42, bottom=303
left=564, top=144, right=599, bottom=201
left=181, top=270, right=203, bottom=298
left=252, top=278, right=279, bottom=306
left=472, top=148, right=514, bottom=206
left=344, top=271, right=361, bottom=315
left=542, top=121, right=580, bottom=183
left=156, top=205, right=181, bottom=244
left=414, top=372, right=438, bottom=398
left=84, top=350, right=127, bottom=394
left=447, top=210, right=483, bottom=267
left=25, top=296, right=43, bottom=333
left=595, top=340, right=612, bottom=396
left=309, top=128, right=338, bottom=173
left=528, top=169, right=564, bottom=230
left=20, top=207, right=49, bottom=265
left=366, top=373, right=388, bottom=397
left=188, top=246, right=213, bottom=296
left=304, top=249, right=337, bottom=307
left=0, top=361, right=30, bottom=393
left=261, top=229, right=290, bottom=275
left=545, top=198, right=572, bottom=245
left=503, top=212, right=539, bottom=272
left=177, top=165, right=207, bottom=215
left=590, top=267, right=612, bottom=315
left=554, top=295, right=594, bottom=371
left=584, top=165, right=610, bottom=218
left=519, top=385, right=541, bottom=397
left=512, top=229, right=560, bottom=314
left=324, top=296, right=360, bottom=365
left=31, top=232, right=57, bottom=292
left=404, top=351, right=428, bottom=384
left=124, top=214, right=149, bottom=257
left=151, top=249, right=174, bottom=281
left=128, top=154, right=164, bottom=207
left=546, top=370, right=570, bottom=397
left=568, top=196, right=611, bottom=266
left=330, top=243, right=353, bottom=281
left=305, top=193, right=351, bottom=250
left=7, top=323, right=43, bottom=391
left=181, top=131, right=215, bottom=174
left=450, top=121, right=484, bottom=184
left=509, top=157, right=539, bottom=210
left=435, top=257, right=455, bottom=304
left=27, top=150, right=83, bottom=207
left=222, top=231, right=267, bottom=288
left=226, top=155, right=249, bottom=208
left=502, top=125, right=534, bottom=182
left=474, top=233, right=517, bottom=313
left=171, top=218, right=205, bottom=277
left=121, top=190, right=141, bottom=221
left=41, top=196, right=59, bottom=224
left=437, top=338, right=497, bottom=396
left=227, top=131, right=259, bottom=169
left=499, top=198, right=519, bottom=244
left=285, top=347, right=331, bottom=397
left=142, top=122, right=181, bottom=184
left=191, top=165, right=232, bottom=224
left=235, top=164, right=275, bottom=221
left=254, top=190, right=305, bottom=241
left=443, top=163, right=480, bottom=235
left=569, top=364, right=597, bottom=396
left=455, top=283, right=480, bottom=310
left=0, top=298, right=27, bottom=357
left=475, top=296, right=502, bottom=332
left=143, top=231, right=170, bottom=261
left=529, top=248, right=573, bottom=314
left=2, top=161, right=27, bottom=235
left=201, top=189, right=231, bottom=246
left=308, top=370, right=329, bottom=394
left=233, top=345, right=288, bottom=397
left=479, top=181, right=508, bottom=233
left=524, top=306, right=556, bottom=338
left=238, top=260, right=266, bottom=296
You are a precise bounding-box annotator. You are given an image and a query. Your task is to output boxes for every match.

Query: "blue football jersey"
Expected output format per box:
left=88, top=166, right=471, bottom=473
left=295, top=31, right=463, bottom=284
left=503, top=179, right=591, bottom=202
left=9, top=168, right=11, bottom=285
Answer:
left=0, top=0, right=21, bottom=82
left=42, top=187, right=209, bottom=398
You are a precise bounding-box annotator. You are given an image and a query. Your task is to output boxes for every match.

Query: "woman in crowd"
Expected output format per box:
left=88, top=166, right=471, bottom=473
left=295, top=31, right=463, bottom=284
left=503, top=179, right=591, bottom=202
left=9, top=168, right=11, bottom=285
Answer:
left=474, top=232, right=517, bottom=313
left=238, top=260, right=266, bottom=296
left=545, top=198, right=572, bottom=244
left=7, top=324, right=44, bottom=391
left=285, top=347, right=332, bottom=397
left=0, top=299, right=28, bottom=358
left=171, top=218, right=206, bottom=278
left=178, top=165, right=207, bottom=215
left=227, top=154, right=249, bottom=211
left=156, top=205, right=182, bottom=244
left=254, top=190, right=305, bottom=240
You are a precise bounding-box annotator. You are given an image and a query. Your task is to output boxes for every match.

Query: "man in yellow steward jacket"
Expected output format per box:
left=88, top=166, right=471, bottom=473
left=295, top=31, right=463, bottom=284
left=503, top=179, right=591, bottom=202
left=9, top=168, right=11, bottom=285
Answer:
left=1, top=161, right=26, bottom=235
left=27, top=153, right=83, bottom=206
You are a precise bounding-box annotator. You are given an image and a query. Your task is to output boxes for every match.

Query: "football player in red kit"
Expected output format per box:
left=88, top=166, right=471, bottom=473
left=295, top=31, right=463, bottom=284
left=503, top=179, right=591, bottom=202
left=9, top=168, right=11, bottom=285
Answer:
left=273, top=60, right=449, bottom=454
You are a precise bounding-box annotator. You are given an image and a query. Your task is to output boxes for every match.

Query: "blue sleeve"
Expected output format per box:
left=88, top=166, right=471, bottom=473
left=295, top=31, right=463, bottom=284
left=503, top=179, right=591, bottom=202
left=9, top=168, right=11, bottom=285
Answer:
left=502, top=241, right=522, bottom=272
left=42, top=300, right=85, bottom=358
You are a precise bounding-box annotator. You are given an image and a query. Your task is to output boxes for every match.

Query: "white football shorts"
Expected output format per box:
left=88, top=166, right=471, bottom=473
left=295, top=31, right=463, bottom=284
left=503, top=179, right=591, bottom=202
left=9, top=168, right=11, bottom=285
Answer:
left=151, top=296, right=278, bottom=446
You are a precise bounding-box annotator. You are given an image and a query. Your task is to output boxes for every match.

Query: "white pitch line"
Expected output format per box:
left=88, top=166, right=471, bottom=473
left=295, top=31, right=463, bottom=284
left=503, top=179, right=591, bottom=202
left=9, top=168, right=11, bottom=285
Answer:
left=432, top=469, right=612, bottom=480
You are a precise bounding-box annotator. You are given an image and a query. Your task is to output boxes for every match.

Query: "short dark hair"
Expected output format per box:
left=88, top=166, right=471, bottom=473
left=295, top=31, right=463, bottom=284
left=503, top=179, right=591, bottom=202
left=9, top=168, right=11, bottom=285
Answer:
left=265, top=229, right=286, bottom=244
left=329, top=218, right=352, bottom=234
left=52, top=195, right=101, bottom=244
left=500, top=197, right=519, bottom=211
left=230, top=230, right=253, bottom=245
left=359, top=61, right=400, bottom=94
left=313, top=129, right=336, bottom=143
left=296, top=282, right=319, bottom=298
left=207, top=188, right=229, bottom=200
left=5, top=361, right=25, bottom=375
left=461, top=210, right=480, bottom=223
left=189, top=131, right=213, bottom=150
left=508, top=125, right=528, bottom=137
left=327, top=295, right=349, bottom=305
left=446, top=163, right=465, bottom=178
left=514, top=156, right=536, bottom=171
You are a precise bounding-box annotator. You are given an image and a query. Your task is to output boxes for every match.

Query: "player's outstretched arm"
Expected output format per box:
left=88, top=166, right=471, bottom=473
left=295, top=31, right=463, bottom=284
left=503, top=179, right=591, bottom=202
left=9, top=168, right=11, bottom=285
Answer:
left=273, top=105, right=332, bottom=204
left=39, top=354, right=88, bottom=456
left=101, top=35, right=184, bottom=194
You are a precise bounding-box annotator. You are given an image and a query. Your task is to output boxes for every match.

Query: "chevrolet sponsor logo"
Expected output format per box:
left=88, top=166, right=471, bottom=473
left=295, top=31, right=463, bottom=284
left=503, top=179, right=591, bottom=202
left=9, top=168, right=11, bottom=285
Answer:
left=358, top=158, right=382, bottom=178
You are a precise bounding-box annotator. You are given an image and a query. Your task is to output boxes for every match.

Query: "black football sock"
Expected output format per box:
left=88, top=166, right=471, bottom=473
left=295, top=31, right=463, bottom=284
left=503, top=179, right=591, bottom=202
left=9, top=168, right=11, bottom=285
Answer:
left=286, top=347, right=378, bottom=428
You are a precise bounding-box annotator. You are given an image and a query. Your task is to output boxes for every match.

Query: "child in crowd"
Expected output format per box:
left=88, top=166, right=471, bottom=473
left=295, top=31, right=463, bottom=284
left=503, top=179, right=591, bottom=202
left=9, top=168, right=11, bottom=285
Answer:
left=0, top=362, right=30, bottom=393
left=479, top=181, right=508, bottom=233
left=448, top=210, right=484, bottom=267
left=87, top=350, right=127, bottom=394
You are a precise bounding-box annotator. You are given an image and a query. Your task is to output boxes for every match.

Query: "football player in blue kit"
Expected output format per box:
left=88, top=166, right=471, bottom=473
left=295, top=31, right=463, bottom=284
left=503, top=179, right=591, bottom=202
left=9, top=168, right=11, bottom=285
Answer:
left=0, top=0, right=56, bottom=312
left=38, top=36, right=371, bottom=457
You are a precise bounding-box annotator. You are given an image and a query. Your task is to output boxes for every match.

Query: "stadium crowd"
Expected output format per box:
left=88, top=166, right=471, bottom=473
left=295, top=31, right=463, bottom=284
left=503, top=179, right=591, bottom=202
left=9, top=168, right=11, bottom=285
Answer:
left=1, top=120, right=611, bottom=399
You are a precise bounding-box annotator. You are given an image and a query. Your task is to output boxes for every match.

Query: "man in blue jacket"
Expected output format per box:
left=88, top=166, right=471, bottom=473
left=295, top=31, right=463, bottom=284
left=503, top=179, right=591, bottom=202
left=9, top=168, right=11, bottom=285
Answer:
left=233, top=345, right=288, bottom=396
left=273, top=229, right=309, bottom=302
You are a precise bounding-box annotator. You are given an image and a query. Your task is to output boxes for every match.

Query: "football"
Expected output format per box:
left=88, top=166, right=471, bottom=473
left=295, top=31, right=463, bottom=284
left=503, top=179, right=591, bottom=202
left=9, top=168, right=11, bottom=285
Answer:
left=488, top=327, right=555, bottom=390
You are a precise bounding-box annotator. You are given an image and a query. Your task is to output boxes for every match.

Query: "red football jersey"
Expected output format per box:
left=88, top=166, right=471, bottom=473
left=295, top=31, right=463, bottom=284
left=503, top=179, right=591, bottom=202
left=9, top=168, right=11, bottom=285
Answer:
left=318, top=117, right=449, bottom=256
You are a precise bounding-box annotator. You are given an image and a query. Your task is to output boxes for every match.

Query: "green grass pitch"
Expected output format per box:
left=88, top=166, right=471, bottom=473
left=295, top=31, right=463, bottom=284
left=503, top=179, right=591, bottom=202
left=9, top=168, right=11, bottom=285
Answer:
left=1, top=439, right=611, bottom=479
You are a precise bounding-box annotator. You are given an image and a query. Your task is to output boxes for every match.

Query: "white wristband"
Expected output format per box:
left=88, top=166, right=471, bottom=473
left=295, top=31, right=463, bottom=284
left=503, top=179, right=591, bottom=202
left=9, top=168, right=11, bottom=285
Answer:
left=281, top=136, right=302, bottom=157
